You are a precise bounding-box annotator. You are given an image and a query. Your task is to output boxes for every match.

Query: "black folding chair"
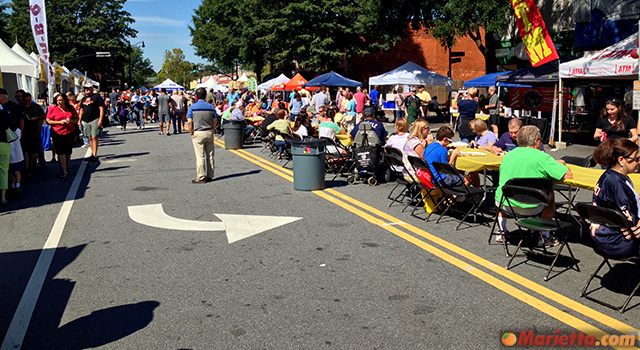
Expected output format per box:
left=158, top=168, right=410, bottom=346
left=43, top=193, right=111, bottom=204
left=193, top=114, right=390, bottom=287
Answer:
left=384, top=148, right=417, bottom=208
left=502, top=184, right=580, bottom=281
left=407, top=156, right=444, bottom=219
left=322, top=137, right=354, bottom=181
left=432, top=161, right=487, bottom=230
left=576, top=203, right=640, bottom=313
left=489, top=178, right=554, bottom=257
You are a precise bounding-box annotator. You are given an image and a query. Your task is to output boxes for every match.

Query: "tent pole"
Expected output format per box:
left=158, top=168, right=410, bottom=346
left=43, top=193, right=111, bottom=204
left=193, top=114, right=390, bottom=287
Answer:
left=556, top=78, right=566, bottom=149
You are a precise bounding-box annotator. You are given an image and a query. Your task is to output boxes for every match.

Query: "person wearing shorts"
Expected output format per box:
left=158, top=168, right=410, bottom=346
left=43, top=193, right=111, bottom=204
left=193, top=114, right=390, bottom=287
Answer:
left=157, top=88, right=174, bottom=135
left=78, top=84, right=104, bottom=162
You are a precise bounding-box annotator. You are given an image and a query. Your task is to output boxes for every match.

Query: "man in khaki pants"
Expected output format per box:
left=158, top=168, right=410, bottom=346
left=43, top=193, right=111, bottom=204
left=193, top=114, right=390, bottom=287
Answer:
left=186, top=87, right=217, bottom=183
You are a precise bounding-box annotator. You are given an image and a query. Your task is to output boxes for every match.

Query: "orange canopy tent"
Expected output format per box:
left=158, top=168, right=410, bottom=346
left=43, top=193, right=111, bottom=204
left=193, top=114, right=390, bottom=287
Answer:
left=272, top=73, right=307, bottom=91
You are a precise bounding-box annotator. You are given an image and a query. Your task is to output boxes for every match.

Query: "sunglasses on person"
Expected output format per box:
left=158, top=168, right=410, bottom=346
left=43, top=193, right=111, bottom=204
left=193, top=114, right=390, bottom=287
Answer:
left=625, top=156, right=640, bottom=163
left=606, top=98, right=620, bottom=104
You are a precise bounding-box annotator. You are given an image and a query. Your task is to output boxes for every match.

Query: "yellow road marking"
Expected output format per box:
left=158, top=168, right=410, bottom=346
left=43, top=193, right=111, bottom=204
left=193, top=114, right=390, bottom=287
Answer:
left=216, top=138, right=640, bottom=347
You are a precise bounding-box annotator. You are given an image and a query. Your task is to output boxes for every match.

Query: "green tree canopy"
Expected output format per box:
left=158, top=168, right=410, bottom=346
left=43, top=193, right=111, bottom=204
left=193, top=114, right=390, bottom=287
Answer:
left=156, top=48, right=198, bottom=87
left=7, top=0, right=137, bottom=83
left=190, top=0, right=407, bottom=79
left=0, top=1, right=9, bottom=44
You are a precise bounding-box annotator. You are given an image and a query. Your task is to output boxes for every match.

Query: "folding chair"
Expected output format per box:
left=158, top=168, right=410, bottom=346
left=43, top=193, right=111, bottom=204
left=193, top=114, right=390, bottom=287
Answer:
left=488, top=178, right=554, bottom=257
left=502, top=184, right=580, bottom=281
left=322, top=137, right=354, bottom=181
left=384, top=149, right=417, bottom=208
left=407, top=157, right=447, bottom=220
left=576, top=203, right=640, bottom=313
left=432, top=161, right=487, bottom=230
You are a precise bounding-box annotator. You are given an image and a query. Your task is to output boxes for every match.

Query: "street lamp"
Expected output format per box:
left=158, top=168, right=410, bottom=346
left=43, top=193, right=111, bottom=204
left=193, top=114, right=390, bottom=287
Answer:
left=128, top=41, right=145, bottom=89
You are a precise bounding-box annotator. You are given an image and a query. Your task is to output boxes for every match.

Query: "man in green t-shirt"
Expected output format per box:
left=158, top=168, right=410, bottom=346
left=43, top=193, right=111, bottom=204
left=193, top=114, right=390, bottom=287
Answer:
left=494, top=125, right=573, bottom=246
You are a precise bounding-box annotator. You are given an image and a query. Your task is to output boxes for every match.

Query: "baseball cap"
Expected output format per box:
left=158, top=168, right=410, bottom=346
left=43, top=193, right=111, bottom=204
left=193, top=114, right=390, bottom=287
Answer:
left=307, top=105, right=316, bottom=114
left=83, top=83, right=93, bottom=89
left=0, top=88, right=7, bottom=95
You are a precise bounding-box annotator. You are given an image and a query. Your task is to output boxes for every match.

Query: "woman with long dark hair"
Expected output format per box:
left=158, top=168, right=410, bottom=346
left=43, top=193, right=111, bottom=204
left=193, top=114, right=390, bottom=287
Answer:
left=594, top=97, right=638, bottom=143
left=591, top=138, right=640, bottom=257
left=46, top=93, right=79, bottom=178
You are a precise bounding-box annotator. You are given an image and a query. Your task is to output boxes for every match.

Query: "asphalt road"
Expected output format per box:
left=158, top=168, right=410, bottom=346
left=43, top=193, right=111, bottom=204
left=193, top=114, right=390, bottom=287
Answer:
left=1, top=120, right=639, bottom=350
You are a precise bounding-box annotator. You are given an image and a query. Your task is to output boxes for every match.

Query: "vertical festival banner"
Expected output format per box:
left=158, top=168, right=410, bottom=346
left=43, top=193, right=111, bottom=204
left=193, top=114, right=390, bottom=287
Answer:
left=511, top=0, right=559, bottom=67
left=29, top=0, right=54, bottom=86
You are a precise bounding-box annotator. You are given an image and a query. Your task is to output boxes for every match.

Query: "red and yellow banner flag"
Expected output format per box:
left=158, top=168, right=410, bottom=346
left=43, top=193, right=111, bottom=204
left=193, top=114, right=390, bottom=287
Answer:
left=511, top=0, right=559, bottom=67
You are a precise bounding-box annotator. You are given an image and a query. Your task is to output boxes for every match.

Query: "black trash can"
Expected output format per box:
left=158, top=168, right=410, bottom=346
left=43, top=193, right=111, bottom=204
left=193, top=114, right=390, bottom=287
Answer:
left=223, top=120, right=245, bottom=150
left=291, top=138, right=326, bottom=191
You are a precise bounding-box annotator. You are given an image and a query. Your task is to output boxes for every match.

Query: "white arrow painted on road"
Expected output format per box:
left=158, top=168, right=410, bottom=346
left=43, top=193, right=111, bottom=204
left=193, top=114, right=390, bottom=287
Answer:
left=127, top=204, right=302, bottom=243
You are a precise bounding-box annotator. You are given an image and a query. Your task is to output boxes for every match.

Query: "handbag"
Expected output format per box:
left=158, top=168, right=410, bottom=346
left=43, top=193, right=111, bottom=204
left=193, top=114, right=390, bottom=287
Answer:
left=6, top=128, right=19, bottom=143
left=415, top=168, right=435, bottom=189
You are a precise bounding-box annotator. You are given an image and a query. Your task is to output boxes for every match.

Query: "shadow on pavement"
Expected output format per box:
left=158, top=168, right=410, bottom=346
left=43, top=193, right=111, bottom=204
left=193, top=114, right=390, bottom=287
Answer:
left=214, top=169, right=261, bottom=182
left=0, top=244, right=159, bottom=349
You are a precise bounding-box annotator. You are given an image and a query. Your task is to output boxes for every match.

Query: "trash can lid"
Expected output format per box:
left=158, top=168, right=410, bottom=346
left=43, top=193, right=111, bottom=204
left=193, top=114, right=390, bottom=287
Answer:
left=291, top=138, right=326, bottom=148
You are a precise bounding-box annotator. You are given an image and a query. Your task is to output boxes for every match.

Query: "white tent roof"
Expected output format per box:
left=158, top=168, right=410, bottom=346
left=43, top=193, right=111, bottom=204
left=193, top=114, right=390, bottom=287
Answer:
left=560, top=31, right=639, bottom=79
left=154, top=78, right=185, bottom=91
left=238, top=73, right=249, bottom=82
left=0, top=39, right=38, bottom=76
left=368, top=61, right=453, bottom=89
left=257, top=74, right=290, bottom=90
left=196, top=76, right=217, bottom=89
left=11, top=44, right=39, bottom=67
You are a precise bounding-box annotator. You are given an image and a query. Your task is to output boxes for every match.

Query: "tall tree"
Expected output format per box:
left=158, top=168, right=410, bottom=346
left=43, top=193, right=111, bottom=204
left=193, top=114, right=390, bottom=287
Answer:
left=190, top=0, right=407, bottom=78
left=419, top=0, right=511, bottom=72
left=125, top=46, right=155, bottom=88
left=7, top=0, right=138, bottom=84
left=0, top=1, right=9, bottom=44
left=156, top=49, right=198, bottom=86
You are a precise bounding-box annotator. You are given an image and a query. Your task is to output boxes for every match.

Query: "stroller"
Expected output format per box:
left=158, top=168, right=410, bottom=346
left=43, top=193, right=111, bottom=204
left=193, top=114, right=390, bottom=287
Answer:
left=347, top=122, right=389, bottom=186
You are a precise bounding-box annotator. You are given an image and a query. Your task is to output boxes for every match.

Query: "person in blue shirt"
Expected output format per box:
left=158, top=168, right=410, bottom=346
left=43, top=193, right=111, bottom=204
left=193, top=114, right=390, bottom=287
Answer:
left=187, top=87, right=218, bottom=183
left=452, top=88, right=479, bottom=143
left=226, top=88, right=239, bottom=107
left=422, top=126, right=465, bottom=186
left=591, top=138, right=640, bottom=257
left=350, top=107, right=387, bottom=145
left=369, top=86, right=380, bottom=109
left=490, top=118, right=544, bottom=154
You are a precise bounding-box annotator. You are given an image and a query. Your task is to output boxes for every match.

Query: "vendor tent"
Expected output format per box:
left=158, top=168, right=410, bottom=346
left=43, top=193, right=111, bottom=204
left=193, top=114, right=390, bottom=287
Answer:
left=257, top=74, right=290, bottom=91
left=196, top=76, right=217, bottom=89
left=368, top=61, right=452, bottom=89
left=11, top=43, right=40, bottom=95
left=0, top=39, right=37, bottom=76
left=154, top=78, right=184, bottom=91
left=238, top=73, right=249, bottom=82
left=463, top=71, right=531, bottom=88
left=305, top=72, right=362, bottom=87
left=559, top=31, right=638, bottom=79
left=273, top=73, right=307, bottom=91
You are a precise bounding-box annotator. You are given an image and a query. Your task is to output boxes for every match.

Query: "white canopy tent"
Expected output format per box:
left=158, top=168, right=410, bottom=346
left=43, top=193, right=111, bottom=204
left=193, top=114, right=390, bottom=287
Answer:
left=559, top=31, right=639, bottom=79
left=196, top=76, right=216, bottom=89
left=238, top=73, right=249, bottom=82
left=11, top=43, right=40, bottom=96
left=154, top=78, right=185, bottom=92
left=257, top=74, right=290, bottom=91
left=368, top=61, right=453, bottom=90
left=0, top=39, right=39, bottom=99
left=556, top=31, right=639, bottom=147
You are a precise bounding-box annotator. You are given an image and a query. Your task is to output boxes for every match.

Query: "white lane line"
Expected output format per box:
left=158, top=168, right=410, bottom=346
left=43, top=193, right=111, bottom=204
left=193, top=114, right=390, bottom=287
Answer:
left=1, top=149, right=91, bottom=350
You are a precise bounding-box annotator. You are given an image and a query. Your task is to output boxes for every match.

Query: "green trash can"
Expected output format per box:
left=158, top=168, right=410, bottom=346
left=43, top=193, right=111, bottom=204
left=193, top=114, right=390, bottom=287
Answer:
left=291, top=138, right=326, bottom=191
left=223, top=121, right=244, bottom=149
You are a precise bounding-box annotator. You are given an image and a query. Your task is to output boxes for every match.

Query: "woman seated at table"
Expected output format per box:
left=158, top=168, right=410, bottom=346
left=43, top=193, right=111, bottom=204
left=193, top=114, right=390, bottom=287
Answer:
left=468, top=118, right=497, bottom=151
left=293, top=113, right=309, bottom=138
left=593, top=97, right=638, bottom=143
left=591, top=138, right=640, bottom=257
left=398, top=119, right=431, bottom=178
left=423, top=126, right=466, bottom=186
left=319, top=108, right=347, bottom=154
left=266, top=109, right=291, bottom=158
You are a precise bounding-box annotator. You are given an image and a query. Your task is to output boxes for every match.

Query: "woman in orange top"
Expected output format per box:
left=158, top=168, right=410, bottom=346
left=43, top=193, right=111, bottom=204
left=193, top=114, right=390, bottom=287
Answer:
left=46, top=93, right=79, bottom=178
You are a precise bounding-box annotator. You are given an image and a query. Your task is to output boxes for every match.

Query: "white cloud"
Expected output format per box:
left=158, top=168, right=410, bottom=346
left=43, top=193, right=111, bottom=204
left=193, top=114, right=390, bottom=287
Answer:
left=134, top=16, right=186, bottom=28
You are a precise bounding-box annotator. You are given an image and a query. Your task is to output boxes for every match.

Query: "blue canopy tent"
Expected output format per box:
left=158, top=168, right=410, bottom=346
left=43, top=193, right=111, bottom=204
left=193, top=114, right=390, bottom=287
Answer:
left=139, top=86, right=149, bottom=92
left=463, top=72, right=531, bottom=88
left=305, top=72, right=362, bottom=88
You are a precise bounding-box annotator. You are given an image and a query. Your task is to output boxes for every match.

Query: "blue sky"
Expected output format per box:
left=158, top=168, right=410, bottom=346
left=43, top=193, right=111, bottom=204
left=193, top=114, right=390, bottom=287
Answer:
left=123, top=0, right=207, bottom=72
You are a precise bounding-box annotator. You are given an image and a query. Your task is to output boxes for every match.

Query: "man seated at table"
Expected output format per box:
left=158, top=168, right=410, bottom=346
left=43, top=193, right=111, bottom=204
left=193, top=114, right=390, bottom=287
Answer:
left=494, top=125, right=573, bottom=246
left=423, top=126, right=466, bottom=186
left=491, top=118, right=543, bottom=154
left=350, top=107, right=387, bottom=146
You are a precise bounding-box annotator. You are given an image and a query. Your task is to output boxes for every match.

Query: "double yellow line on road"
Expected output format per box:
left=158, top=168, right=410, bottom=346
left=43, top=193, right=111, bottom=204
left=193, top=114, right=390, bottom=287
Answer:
left=215, top=139, right=640, bottom=349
